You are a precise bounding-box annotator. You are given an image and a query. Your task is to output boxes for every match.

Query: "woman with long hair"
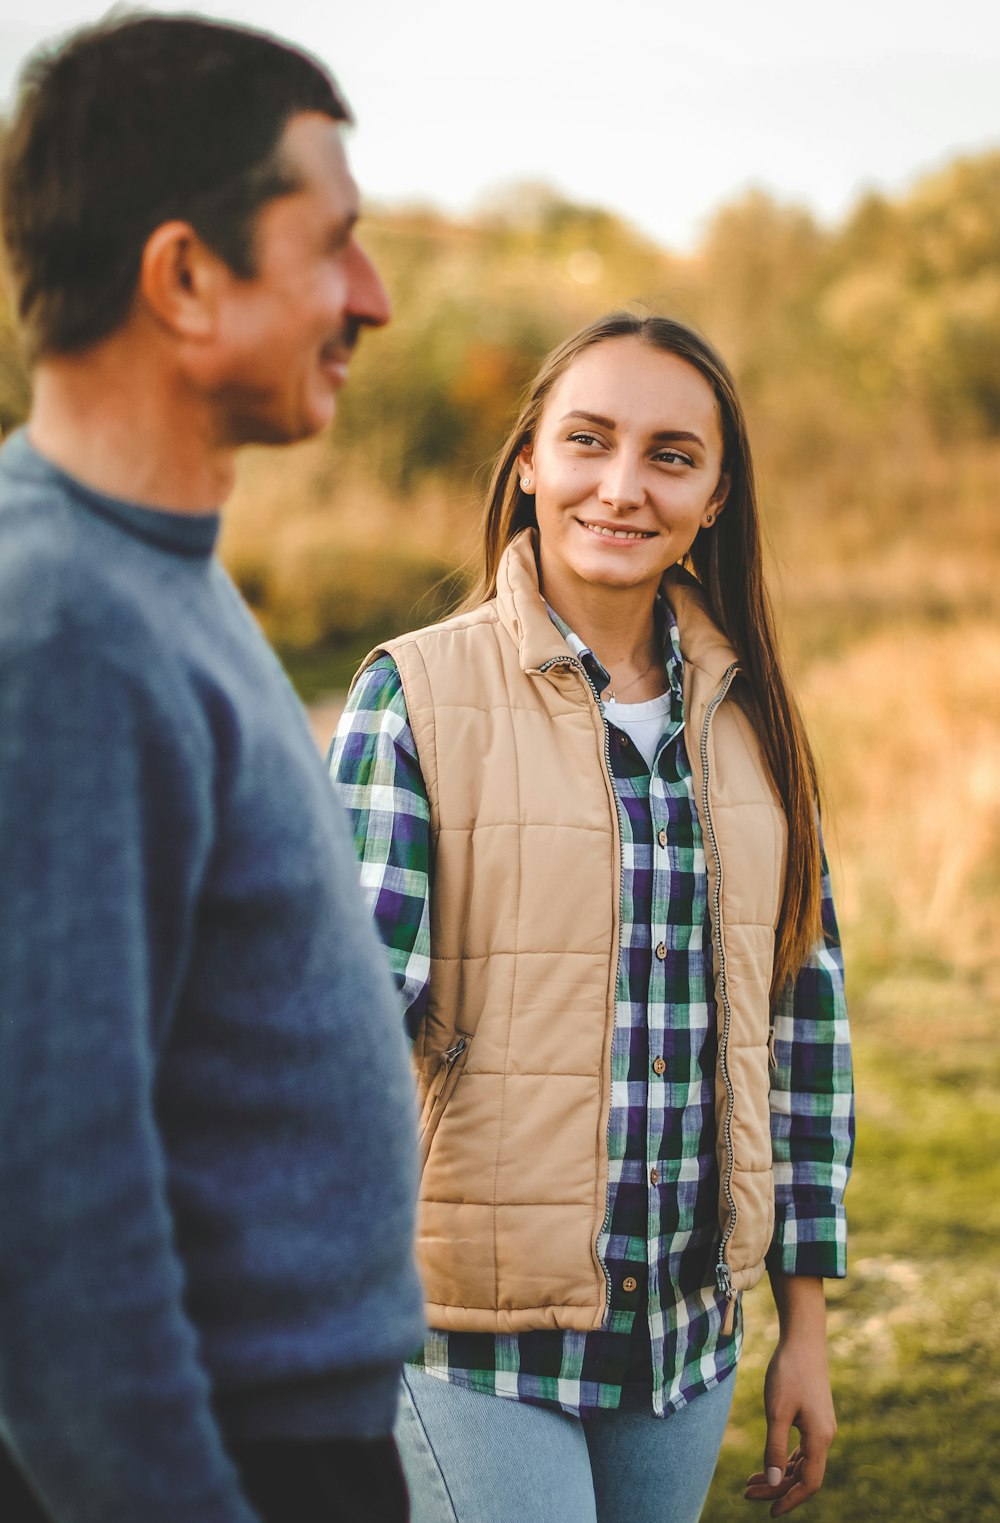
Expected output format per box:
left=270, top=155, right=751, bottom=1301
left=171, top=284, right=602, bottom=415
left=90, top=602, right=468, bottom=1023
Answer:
left=330, top=312, right=853, bottom=1523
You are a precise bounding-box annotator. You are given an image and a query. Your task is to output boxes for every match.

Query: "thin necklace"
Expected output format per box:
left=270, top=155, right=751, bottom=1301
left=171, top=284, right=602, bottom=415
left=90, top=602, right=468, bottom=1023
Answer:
left=604, top=648, right=659, bottom=703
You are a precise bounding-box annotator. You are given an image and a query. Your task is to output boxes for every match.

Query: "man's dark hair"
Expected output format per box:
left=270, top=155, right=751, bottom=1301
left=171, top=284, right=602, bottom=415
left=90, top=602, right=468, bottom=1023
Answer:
left=0, top=14, right=350, bottom=361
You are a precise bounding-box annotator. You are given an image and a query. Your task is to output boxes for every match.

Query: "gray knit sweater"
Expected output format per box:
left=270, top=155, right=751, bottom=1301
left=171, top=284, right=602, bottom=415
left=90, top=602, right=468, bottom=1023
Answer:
left=0, top=431, right=423, bottom=1523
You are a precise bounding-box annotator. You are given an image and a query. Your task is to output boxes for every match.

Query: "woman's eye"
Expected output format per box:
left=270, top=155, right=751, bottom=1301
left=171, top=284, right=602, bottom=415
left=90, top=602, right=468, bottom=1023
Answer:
left=568, top=432, right=601, bottom=447
left=655, top=450, right=693, bottom=466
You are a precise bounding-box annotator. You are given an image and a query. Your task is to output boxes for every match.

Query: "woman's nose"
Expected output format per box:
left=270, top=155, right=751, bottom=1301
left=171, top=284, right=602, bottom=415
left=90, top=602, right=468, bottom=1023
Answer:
left=598, top=453, right=644, bottom=510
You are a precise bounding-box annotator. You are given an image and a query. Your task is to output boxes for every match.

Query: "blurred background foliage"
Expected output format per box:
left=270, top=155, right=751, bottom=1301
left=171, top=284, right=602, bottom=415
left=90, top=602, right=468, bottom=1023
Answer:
left=1, top=146, right=998, bottom=1520
left=1, top=146, right=998, bottom=662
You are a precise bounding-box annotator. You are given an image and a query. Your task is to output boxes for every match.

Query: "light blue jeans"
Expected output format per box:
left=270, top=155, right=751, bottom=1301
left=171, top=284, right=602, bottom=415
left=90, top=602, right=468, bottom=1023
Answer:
left=395, top=1365, right=735, bottom=1523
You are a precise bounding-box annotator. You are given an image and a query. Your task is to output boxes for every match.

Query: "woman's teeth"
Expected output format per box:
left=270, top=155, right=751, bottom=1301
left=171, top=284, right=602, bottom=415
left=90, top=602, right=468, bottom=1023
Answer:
left=580, top=521, right=653, bottom=539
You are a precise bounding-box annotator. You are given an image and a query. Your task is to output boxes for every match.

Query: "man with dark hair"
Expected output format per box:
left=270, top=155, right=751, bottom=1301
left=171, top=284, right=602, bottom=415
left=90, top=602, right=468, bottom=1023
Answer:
left=0, top=15, right=423, bottom=1523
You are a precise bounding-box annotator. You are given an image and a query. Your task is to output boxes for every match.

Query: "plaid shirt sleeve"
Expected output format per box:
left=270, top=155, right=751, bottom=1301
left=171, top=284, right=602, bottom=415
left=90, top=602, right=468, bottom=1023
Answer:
left=767, top=839, right=855, bottom=1278
left=327, top=656, right=431, bottom=1042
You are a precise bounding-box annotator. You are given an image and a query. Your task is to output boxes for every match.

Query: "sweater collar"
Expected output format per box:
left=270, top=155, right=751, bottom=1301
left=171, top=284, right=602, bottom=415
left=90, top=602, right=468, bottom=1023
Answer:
left=2, top=430, right=221, bottom=558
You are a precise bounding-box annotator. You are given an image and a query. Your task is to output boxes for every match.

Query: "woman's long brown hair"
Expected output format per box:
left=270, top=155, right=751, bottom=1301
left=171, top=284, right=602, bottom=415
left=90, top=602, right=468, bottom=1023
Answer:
left=463, top=311, right=823, bottom=992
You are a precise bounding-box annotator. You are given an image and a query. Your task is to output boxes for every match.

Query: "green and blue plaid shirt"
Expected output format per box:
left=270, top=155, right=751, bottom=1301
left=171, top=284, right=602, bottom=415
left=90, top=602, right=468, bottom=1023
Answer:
left=329, top=606, right=853, bottom=1419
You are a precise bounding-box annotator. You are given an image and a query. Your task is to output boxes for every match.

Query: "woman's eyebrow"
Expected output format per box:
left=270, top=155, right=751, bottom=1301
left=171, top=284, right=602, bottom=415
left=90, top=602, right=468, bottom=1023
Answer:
left=650, top=429, right=705, bottom=447
left=559, top=410, right=617, bottom=428
left=559, top=410, right=705, bottom=449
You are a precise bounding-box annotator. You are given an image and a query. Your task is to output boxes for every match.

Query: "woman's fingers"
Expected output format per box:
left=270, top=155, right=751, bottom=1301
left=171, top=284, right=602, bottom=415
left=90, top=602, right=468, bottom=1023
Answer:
left=745, top=1440, right=828, bottom=1515
left=769, top=1449, right=826, bottom=1517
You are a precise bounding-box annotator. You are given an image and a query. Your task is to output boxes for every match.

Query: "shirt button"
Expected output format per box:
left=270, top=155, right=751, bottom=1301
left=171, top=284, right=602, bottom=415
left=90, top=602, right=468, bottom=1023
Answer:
left=655, top=941, right=667, bottom=961
left=652, top=1056, right=667, bottom=1076
left=622, top=1276, right=638, bottom=1293
left=657, top=828, right=667, bottom=848
left=649, top=1167, right=659, bottom=1185
left=618, top=732, right=629, bottom=747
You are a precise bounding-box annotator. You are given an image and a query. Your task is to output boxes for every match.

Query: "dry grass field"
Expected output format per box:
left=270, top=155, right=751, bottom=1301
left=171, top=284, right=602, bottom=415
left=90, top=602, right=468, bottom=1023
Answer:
left=702, top=605, right=1000, bottom=1521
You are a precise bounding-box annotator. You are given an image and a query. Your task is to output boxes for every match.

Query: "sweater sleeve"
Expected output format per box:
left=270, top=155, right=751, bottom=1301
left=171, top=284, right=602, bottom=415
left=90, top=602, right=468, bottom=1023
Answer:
left=328, top=656, right=432, bottom=1042
left=0, top=629, right=260, bottom=1523
left=767, top=841, right=855, bottom=1278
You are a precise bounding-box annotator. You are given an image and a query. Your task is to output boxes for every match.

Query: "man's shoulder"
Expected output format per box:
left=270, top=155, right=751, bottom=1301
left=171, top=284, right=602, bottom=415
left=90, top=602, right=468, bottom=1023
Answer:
left=0, top=445, right=184, bottom=661
left=0, top=459, right=92, bottom=651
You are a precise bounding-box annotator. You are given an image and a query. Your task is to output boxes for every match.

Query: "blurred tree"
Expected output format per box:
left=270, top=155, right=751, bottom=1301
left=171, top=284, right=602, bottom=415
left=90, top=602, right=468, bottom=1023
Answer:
left=1, top=143, right=997, bottom=649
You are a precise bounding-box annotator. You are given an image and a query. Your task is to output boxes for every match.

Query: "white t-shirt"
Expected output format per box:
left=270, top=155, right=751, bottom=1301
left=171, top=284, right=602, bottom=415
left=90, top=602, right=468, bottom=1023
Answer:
left=602, top=691, right=674, bottom=769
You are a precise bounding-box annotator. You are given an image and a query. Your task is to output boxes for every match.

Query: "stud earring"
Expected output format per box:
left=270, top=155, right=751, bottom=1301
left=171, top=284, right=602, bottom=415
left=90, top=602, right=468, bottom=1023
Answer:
left=521, top=477, right=532, bottom=490
left=705, top=512, right=715, bottom=525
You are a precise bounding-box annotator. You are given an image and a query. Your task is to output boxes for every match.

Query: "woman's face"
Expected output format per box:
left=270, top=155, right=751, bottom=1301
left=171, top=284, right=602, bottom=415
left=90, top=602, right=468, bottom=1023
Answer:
left=519, top=336, right=729, bottom=601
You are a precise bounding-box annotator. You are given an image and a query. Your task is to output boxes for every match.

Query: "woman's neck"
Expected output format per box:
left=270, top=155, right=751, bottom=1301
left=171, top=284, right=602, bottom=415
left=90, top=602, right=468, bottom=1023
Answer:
left=539, top=570, right=666, bottom=700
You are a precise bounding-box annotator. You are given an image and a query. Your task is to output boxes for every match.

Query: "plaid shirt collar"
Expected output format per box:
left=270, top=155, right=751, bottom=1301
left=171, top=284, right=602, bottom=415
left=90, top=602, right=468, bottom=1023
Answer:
left=543, top=598, right=685, bottom=712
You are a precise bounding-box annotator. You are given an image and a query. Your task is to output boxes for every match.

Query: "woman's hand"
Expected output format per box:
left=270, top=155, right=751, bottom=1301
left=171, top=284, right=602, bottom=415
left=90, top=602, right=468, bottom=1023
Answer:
left=744, top=1274, right=837, bottom=1516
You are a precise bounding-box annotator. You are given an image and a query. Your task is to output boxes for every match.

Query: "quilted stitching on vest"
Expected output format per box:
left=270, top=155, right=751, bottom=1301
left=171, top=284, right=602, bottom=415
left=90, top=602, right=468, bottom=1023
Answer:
left=362, top=531, right=786, bottom=1331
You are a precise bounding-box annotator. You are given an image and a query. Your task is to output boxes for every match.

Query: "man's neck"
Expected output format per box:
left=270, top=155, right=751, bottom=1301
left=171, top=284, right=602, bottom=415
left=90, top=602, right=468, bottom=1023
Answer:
left=28, top=343, right=235, bottom=513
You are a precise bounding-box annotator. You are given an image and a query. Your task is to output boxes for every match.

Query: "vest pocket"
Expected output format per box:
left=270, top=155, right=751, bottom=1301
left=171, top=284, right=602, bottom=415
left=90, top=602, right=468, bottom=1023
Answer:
left=418, top=1032, right=473, bottom=1167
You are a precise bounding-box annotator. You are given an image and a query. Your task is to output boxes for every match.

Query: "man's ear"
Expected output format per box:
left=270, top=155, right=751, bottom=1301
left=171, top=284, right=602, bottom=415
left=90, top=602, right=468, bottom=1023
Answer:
left=137, top=221, right=229, bottom=340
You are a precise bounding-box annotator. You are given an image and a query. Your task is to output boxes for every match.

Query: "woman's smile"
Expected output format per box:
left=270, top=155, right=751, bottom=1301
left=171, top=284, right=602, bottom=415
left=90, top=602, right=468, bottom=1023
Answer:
left=577, top=518, right=657, bottom=541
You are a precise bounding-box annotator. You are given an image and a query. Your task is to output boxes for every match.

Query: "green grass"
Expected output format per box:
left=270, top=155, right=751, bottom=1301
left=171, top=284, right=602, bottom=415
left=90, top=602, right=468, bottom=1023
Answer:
left=703, top=1015, right=1000, bottom=1521
left=279, top=640, right=384, bottom=702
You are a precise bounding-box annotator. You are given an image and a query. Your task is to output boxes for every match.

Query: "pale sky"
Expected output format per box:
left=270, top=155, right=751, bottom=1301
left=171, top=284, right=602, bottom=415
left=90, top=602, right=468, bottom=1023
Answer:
left=1, top=0, right=998, bottom=250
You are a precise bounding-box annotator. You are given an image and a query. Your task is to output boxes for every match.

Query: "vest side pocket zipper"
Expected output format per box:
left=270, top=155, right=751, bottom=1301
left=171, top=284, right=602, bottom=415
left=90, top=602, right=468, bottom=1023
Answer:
left=436, top=1037, right=467, bottom=1089
left=419, top=1033, right=472, bottom=1165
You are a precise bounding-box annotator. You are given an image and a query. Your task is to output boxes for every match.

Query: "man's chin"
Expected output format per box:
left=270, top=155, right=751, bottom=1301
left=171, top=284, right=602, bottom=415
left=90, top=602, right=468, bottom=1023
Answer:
left=224, top=401, right=337, bottom=449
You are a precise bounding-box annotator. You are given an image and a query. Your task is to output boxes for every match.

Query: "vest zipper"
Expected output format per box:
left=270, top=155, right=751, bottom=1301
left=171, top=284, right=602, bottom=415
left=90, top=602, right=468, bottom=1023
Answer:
left=540, top=653, right=622, bottom=1322
left=426, top=1037, right=468, bottom=1103
left=419, top=1035, right=471, bottom=1167
left=699, top=662, right=742, bottom=1336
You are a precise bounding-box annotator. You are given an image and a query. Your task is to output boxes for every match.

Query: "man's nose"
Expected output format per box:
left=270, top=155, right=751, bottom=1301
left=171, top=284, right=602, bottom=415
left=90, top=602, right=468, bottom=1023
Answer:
left=346, top=240, right=391, bottom=329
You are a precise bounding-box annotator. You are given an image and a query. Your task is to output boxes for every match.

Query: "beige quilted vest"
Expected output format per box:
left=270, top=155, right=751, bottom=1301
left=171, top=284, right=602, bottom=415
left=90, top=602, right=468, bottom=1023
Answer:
left=363, top=530, right=786, bottom=1334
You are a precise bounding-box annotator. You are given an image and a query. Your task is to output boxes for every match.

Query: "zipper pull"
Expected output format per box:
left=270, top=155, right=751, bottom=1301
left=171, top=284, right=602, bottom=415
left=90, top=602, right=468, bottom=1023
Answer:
left=429, top=1037, right=467, bottom=1103
left=767, top=1025, right=778, bottom=1069
left=717, top=1262, right=737, bottom=1336
left=442, top=1037, right=467, bottom=1067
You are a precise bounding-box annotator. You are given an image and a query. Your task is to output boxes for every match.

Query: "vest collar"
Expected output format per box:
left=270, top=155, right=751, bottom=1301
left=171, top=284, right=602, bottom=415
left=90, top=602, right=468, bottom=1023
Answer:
left=494, top=529, right=740, bottom=688
left=495, top=529, right=575, bottom=674
left=661, top=567, right=741, bottom=688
